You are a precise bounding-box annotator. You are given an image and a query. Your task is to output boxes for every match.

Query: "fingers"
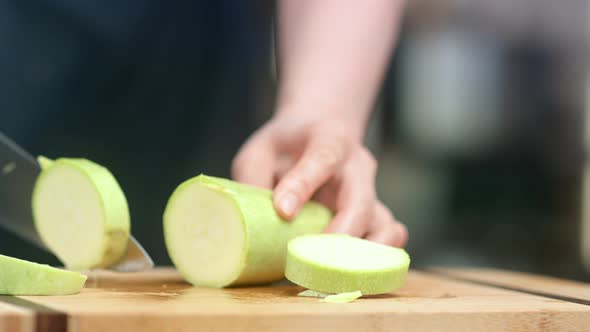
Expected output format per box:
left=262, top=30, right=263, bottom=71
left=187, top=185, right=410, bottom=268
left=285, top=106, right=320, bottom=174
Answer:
left=365, top=201, right=408, bottom=247
left=323, top=147, right=376, bottom=237
left=273, top=135, right=350, bottom=219
left=273, top=155, right=296, bottom=188
left=231, top=132, right=276, bottom=189
left=320, top=147, right=409, bottom=247
left=235, top=117, right=409, bottom=249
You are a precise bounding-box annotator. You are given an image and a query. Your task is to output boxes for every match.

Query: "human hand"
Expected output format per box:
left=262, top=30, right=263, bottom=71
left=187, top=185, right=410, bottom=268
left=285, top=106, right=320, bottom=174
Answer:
left=232, top=113, right=408, bottom=247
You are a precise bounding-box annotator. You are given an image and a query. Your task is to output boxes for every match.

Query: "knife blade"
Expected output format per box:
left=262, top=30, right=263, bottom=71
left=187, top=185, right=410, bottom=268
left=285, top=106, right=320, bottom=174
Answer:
left=0, top=131, right=154, bottom=272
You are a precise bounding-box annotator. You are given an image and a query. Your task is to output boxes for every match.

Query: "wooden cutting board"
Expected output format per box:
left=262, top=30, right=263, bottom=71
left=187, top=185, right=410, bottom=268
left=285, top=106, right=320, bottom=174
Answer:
left=1, top=268, right=589, bottom=332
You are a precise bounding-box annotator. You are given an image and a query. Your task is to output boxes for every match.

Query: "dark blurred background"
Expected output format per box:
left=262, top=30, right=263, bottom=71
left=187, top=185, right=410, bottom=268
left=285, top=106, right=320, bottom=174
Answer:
left=1, top=0, right=589, bottom=281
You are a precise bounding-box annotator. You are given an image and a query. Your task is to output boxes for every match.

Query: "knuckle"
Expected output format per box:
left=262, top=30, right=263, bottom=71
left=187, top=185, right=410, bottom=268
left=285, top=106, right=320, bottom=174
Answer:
left=378, top=202, right=395, bottom=221
left=312, top=147, right=341, bottom=169
left=363, top=193, right=378, bottom=209
left=371, top=222, right=400, bottom=247
left=356, top=199, right=376, bottom=228
left=286, top=176, right=312, bottom=197
left=356, top=146, right=378, bottom=173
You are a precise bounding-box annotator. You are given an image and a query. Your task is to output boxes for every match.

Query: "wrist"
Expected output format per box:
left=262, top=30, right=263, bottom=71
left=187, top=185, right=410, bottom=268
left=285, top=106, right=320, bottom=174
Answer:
left=274, top=99, right=368, bottom=142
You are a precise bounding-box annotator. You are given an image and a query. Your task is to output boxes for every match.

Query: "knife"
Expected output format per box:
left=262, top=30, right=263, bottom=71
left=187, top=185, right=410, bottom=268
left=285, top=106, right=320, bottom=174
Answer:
left=0, top=131, right=154, bottom=272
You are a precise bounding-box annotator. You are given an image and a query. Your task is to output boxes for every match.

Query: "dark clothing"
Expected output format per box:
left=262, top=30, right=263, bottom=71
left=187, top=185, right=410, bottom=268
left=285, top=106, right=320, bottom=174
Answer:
left=0, top=0, right=273, bottom=264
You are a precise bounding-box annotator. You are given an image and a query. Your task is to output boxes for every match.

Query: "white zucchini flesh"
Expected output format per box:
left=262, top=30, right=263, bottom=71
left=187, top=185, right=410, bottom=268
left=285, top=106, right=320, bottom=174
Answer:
left=32, top=156, right=130, bottom=270
left=164, top=181, right=246, bottom=287
left=163, top=174, right=332, bottom=288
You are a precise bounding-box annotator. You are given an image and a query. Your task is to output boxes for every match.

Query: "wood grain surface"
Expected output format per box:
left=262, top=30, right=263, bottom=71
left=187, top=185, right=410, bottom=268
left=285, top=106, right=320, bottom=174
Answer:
left=431, top=267, right=590, bottom=304
left=1, top=268, right=589, bottom=332
left=0, top=302, right=31, bottom=332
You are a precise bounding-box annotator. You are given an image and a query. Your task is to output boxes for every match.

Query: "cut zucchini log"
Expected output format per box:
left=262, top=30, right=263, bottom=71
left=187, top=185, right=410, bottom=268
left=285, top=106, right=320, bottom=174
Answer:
left=286, top=234, right=410, bottom=295
left=0, top=254, right=87, bottom=295
left=32, top=156, right=130, bottom=270
left=163, top=174, right=332, bottom=287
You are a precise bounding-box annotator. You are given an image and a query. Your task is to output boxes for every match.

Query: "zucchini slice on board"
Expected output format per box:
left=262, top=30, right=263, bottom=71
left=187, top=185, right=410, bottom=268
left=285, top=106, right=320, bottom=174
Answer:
left=286, top=234, right=410, bottom=295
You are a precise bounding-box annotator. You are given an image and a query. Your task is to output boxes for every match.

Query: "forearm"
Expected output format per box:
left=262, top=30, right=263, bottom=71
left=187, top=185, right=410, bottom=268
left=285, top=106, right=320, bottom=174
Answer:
left=276, top=0, right=405, bottom=140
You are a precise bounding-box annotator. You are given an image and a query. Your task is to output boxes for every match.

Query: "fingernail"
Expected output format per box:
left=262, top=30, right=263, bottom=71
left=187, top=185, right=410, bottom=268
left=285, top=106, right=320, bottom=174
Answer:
left=279, top=192, right=299, bottom=217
